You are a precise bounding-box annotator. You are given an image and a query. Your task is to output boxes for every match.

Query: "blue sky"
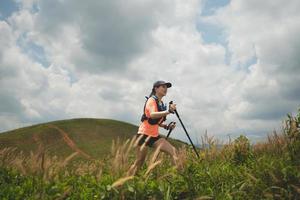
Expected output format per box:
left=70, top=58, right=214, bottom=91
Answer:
left=0, top=0, right=18, bottom=19
left=0, top=0, right=299, bottom=144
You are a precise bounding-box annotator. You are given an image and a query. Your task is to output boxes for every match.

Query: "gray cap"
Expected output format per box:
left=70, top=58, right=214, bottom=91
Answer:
left=153, top=80, right=172, bottom=88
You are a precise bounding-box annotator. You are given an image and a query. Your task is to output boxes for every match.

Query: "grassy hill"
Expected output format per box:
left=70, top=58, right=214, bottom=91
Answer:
left=0, top=118, right=186, bottom=159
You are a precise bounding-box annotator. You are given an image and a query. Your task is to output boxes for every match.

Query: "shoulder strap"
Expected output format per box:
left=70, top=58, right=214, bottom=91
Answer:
left=152, top=95, right=160, bottom=110
left=154, top=96, right=159, bottom=107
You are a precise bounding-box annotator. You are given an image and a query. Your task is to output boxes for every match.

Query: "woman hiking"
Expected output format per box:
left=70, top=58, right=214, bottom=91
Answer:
left=128, top=80, right=180, bottom=176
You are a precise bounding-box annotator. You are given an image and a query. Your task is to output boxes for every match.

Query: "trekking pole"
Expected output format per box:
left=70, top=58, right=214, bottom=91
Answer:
left=165, top=101, right=176, bottom=140
left=166, top=121, right=176, bottom=140
left=169, top=101, right=200, bottom=158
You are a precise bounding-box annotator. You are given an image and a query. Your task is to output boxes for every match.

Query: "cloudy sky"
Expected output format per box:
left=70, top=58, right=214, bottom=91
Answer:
left=0, top=0, right=299, bottom=143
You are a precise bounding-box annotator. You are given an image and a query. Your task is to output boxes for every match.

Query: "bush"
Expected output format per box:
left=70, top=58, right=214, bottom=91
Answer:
left=284, top=109, right=300, bottom=164
left=231, top=135, right=253, bottom=165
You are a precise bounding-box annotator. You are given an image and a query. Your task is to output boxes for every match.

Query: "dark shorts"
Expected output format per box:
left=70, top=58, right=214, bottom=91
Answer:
left=136, top=133, right=161, bottom=147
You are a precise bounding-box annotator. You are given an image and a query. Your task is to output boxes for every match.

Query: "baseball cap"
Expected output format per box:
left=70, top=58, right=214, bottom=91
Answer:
left=153, top=80, right=172, bottom=88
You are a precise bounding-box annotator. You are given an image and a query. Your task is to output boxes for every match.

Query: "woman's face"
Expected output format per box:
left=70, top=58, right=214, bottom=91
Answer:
left=155, top=85, right=168, bottom=96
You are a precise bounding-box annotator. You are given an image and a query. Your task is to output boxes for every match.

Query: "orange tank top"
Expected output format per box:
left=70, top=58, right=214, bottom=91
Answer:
left=137, top=97, right=164, bottom=137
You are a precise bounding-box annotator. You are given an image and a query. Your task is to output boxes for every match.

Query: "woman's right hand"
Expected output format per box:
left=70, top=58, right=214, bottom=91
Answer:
left=168, top=103, right=176, bottom=113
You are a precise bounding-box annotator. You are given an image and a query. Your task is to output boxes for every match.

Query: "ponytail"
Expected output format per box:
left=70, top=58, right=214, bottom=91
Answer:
left=148, top=87, right=155, bottom=97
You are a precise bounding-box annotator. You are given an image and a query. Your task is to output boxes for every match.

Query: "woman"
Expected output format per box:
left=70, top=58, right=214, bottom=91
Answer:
left=128, top=80, right=179, bottom=176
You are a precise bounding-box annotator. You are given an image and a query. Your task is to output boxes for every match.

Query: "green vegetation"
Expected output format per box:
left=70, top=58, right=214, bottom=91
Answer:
left=0, top=110, right=300, bottom=199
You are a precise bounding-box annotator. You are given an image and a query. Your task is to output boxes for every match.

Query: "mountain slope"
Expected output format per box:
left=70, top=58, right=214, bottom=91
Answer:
left=0, top=118, right=186, bottom=159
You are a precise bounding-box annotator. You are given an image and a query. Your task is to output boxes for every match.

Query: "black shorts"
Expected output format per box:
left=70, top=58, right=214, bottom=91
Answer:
left=136, top=133, right=161, bottom=147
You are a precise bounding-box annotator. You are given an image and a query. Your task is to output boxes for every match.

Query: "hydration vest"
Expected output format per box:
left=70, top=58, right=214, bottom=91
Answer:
left=140, top=95, right=167, bottom=125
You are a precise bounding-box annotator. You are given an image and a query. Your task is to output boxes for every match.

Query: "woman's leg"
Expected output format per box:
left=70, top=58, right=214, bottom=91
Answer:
left=127, top=144, right=148, bottom=176
left=135, top=145, right=148, bottom=170
left=153, top=138, right=179, bottom=166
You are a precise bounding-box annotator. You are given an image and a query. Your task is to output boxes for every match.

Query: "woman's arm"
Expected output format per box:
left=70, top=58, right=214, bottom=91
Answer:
left=159, top=122, right=176, bottom=130
left=150, top=110, right=170, bottom=119
left=159, top=123, right=168, bottom=129
left=148, top=100, right=176, bottom=119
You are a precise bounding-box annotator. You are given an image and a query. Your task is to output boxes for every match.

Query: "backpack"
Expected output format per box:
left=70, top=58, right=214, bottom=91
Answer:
left=140, top=95, right=167, bottom=125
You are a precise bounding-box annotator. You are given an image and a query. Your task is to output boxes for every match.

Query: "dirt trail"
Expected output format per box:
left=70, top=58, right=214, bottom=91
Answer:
left=47, top=124, right=92, bottom=159
left=32, top=133, right=40, bottom=145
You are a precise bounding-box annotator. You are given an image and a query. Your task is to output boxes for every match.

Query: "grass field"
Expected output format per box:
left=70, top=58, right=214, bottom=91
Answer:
left=0, top=110, right=299, bottom=199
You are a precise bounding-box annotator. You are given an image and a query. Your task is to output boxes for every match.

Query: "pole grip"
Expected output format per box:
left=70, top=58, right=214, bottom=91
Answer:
left=168, top=101, right=175, bottom=114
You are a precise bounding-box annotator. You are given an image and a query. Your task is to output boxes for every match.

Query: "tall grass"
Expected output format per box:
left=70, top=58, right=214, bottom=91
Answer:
left=0, top=109, right=300, bottom=199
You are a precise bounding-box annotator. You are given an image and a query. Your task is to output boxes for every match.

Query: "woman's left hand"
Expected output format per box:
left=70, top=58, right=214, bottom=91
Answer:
left=168, top=122, right=176, bottom=130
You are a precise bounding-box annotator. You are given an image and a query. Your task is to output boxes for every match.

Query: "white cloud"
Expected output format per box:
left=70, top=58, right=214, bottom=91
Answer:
left=0, top=0, right=299, bottom=144
left=203, top=0, right=300, bottom=136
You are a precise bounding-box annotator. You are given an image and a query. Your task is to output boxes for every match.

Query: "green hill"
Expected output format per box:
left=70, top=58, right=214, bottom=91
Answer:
left=0, top=118, right=186, bottom=159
